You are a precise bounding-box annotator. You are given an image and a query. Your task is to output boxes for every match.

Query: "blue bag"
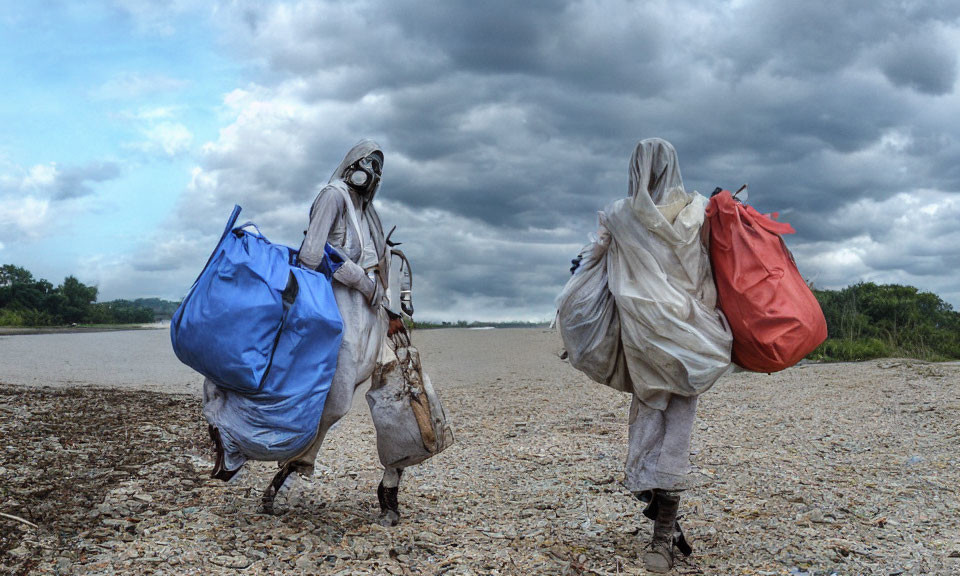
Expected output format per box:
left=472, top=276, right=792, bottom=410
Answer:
left=171, top=205, right=344, bottom=463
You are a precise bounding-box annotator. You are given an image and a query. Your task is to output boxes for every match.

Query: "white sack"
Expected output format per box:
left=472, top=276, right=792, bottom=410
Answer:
left=556, top=223, right=632, bottom=393
left=607, top=139, right=732, bottom=409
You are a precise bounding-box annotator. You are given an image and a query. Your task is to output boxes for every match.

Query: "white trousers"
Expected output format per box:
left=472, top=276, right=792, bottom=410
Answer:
left=624, top=394, right=698, bottom=493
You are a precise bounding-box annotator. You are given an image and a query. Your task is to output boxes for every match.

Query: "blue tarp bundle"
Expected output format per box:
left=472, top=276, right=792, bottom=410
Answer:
left=171, top=205, right=344, bottom=465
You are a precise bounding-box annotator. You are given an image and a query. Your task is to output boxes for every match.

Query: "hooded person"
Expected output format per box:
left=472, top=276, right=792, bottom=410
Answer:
left=258, top=139, right=407, bottom=526
left=559, top=138, right=732, bottom=572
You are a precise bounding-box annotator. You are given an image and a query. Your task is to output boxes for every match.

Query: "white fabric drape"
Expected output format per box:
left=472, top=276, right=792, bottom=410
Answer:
left=558, top=139, right=732, bottom=409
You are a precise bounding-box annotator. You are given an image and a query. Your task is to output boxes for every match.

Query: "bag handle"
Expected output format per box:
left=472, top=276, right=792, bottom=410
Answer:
left=233, top=221, right=267, bottom=240
left=391, top=247, right=415, bottom=317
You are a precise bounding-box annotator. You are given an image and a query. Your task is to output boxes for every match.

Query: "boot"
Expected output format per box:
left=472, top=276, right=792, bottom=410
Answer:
left=208, top=425, right=241, bottom=482
left=643, top=490, right=681, bottom=573
left=261, top=463, right=295, bottom=514
left=637, top=490, right=693, bottom=557
left=376, top=468, right=405, bottom=527
left=376, top=481, right=400, bottom=526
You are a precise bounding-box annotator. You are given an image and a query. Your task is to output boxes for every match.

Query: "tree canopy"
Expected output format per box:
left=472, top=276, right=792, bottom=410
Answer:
left=0, top=264, right=178, bottom=326
left=811, top=282, right=960, bottom=361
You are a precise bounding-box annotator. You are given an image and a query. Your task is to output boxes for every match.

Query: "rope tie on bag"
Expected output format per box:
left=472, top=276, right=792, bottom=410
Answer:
left=385, top=322, right=438, bottom=453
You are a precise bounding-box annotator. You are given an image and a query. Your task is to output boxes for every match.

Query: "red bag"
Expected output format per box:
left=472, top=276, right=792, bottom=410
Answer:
left=705, top=189, right=827, bottom=372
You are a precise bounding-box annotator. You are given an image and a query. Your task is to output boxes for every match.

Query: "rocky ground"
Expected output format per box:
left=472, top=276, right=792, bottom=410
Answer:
left=1, top=329, right=958, bottom=575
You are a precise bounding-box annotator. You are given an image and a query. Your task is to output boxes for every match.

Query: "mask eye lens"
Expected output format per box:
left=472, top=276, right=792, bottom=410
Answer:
left=362, top=157, right=381, bottom=175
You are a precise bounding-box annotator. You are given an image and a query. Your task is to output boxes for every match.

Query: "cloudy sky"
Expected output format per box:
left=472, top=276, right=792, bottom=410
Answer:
left=2, top=1, right=959, bottom=320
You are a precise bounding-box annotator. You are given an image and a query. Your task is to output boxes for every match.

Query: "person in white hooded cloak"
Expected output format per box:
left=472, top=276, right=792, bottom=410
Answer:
left=558, top=139, right=732, bottom=572
left=258, top=139, right=409, bottom=526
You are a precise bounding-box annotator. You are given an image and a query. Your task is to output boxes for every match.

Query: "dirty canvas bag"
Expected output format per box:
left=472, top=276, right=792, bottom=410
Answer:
left=366, top=327, right=454, bottom=468
left=706, top=189, right=827, bottom=372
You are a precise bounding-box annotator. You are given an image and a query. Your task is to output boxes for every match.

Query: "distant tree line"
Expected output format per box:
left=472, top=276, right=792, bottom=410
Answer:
left=412, top=284, right=960, bottom=362
left=412, top=320, right=551, bottom=330
left=3, top=264, right=958, bottom=361
left=0, top=264, right=180, bottom=327
left=811, top=282, right=960, bottom=361
left=123, top=297, right=182, bottom=320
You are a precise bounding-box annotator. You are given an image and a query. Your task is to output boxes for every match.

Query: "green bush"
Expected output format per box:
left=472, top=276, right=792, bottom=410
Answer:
left=809, top=338, right=893, bottom=362
left=811, top=283, right=960, bottom=361
left=0, top=309, right=25, bottom=326
left=18, top=308, right=57, bottom=327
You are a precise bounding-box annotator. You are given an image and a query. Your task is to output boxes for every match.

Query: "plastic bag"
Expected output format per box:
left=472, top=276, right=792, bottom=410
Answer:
left=556, top=225, right=632, bottom=393
left=604, top=191, right=733, bottom=409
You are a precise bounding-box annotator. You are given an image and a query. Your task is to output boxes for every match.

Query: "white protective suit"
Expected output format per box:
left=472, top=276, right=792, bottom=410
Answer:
left=559, top=138, right=732, bottom=492
left=285, top=139, right=392, bottom=472
left=606, top=138, right=732, bottom=410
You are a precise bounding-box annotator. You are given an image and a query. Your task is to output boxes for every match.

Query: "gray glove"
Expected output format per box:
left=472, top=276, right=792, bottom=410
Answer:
left=333, top=258, right=383, bottom=306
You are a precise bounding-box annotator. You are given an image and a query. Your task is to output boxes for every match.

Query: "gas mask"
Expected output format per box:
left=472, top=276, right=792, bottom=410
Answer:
left=345, top=154, right=382, bottom=197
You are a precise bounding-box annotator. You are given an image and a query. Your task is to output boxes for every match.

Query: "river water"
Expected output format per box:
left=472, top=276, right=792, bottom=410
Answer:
left=0, top=327, right=561, bottom=396
left=0, top=328, right=203, bottom=395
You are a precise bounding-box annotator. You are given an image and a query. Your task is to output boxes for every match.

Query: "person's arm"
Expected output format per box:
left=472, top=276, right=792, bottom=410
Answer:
left=299, top=185, right=382, bottom=305
left=299, top=186, right=341, bottom=270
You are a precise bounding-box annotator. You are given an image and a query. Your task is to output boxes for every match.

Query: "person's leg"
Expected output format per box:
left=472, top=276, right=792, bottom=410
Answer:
left=625, top=396, right=667, bottom=493
left=654, top=395, right=698, bottom=489
left=261, top=361, right=359, bottom=513
left=627, top=394, right=698, bottom=571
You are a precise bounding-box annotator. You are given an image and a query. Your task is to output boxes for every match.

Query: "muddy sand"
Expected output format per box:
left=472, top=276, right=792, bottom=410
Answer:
left=1, top=328, right=958, bottom=575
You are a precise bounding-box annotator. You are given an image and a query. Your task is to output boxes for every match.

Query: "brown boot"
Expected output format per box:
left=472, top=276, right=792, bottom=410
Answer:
left=643, top=490, right=681, bottom=573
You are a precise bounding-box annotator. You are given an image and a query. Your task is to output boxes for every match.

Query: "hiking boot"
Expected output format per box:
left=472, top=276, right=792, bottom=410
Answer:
left=377, top=470, right=404, bottom=527
left=643, top=490, right=681, bottom=573
left=645, top=538, right=674, bottom=573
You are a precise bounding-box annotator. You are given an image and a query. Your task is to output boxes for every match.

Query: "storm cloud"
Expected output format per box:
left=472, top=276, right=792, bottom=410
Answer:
left=133, top=0, right=960, bottom=318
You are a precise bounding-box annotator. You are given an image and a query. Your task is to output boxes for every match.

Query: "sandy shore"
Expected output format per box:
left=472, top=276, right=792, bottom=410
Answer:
left=0, top=325, right=162, bottom=337
left=1, top=328, right=958, bottom=575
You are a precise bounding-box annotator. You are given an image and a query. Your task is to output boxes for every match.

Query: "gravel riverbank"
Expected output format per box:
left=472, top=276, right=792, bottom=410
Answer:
left=1, top=329, right=958, bottom=575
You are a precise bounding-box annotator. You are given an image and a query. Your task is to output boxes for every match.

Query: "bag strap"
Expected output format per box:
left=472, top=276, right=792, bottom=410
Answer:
left=334, top=185, right=365, bottom=257
left=743, top=204, right=796, bottom=236
left=222, top=205, right=242, bottom=241
left=194, top=205, right=242, bottom=286
left=389, top=317, right=412, bottom=350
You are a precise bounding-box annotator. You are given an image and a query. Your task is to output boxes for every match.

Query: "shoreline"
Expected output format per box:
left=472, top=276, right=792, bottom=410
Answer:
left=0, top=324, right=166, bottom=336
